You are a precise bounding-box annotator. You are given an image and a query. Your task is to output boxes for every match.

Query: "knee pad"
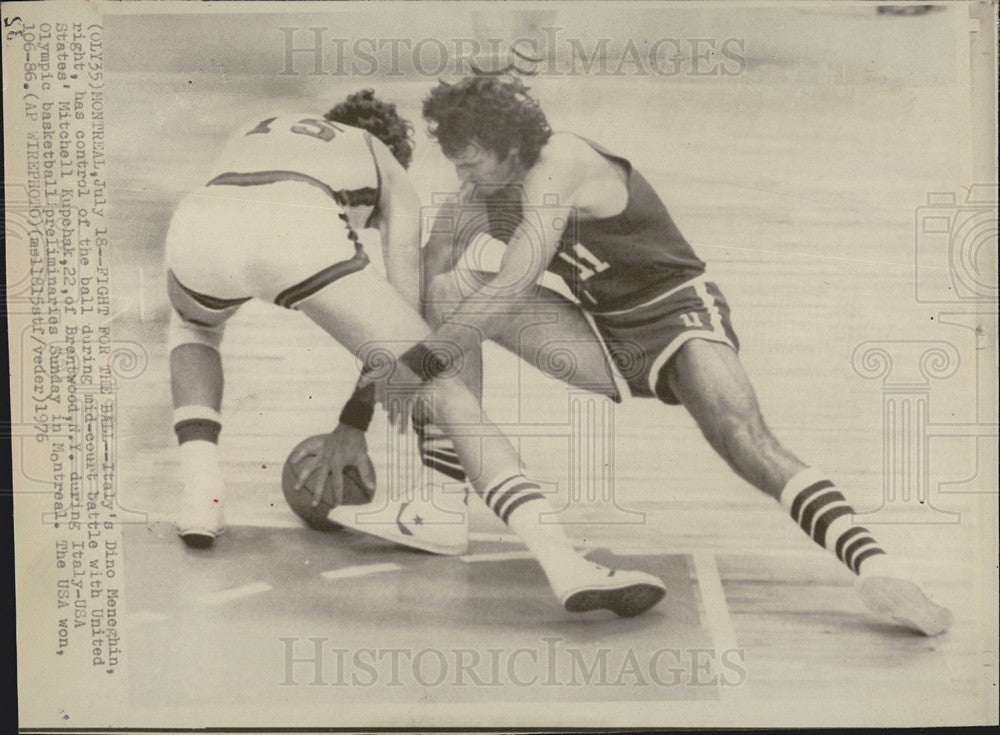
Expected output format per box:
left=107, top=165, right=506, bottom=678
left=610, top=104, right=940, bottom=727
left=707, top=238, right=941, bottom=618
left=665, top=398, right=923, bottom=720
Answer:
left=168, top=309, right=225, bottom=353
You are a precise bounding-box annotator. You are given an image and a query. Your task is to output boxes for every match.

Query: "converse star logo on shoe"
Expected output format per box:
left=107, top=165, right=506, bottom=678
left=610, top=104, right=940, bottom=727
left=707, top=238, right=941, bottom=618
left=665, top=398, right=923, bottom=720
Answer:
left=395, top=502, right=414, bottom=537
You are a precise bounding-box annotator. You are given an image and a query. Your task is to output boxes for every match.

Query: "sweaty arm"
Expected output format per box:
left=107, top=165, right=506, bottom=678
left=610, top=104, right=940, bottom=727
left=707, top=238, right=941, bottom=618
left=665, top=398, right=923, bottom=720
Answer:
left=370, top=137, right=422, bottom=311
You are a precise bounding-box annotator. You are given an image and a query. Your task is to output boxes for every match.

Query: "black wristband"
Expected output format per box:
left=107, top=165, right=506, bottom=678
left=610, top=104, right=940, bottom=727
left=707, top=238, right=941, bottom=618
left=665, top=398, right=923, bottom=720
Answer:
left=398, top=342, right=454, bottom=382
left=338, top=383, right=376, bottom=432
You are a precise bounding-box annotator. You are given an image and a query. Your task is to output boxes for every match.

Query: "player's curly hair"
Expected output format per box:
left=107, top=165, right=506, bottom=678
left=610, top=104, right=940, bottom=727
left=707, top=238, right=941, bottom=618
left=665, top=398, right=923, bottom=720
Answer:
left=325, top=89, right=414, bottom=169
left=422, top=75, right=552, bottom=169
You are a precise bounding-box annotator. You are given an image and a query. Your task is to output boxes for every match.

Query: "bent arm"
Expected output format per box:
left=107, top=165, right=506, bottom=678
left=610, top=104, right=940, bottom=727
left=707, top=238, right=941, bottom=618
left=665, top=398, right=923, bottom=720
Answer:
left=428, top=164, right=576, bottom=356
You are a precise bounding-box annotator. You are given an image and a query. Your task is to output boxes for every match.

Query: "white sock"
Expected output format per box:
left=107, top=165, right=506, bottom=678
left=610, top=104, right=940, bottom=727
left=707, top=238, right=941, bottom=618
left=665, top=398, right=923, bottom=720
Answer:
left=178, top=440, right=225, bottom=503
left=174, top=406, right=225, bottom=503
left=478, top=473, right=580, bottom=571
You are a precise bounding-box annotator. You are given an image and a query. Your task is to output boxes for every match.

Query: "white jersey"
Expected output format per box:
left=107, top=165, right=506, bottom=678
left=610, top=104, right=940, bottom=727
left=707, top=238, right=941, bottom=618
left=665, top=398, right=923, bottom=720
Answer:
left=166, top=114, right=384, bottom=308
left=208, top=114, right=380, bottom=231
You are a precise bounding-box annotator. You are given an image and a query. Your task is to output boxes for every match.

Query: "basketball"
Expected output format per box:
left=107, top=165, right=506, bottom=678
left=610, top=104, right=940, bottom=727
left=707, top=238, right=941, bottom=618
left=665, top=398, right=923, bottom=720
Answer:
left=281, top=434, right=375, bottom=531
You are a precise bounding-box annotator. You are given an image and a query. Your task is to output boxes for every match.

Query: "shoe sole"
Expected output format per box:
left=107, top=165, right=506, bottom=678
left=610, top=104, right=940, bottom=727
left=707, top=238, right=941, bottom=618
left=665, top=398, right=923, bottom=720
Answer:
left=856, top=575, right=952, bottom=636
left=178, top=526, right=225, bottom=550
left=563, top=583, right=666, bottom=618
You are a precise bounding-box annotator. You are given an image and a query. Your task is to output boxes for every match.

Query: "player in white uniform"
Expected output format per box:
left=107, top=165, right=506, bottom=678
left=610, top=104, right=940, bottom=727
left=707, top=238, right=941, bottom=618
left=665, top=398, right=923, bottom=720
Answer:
left=163, top=90, right=667, bottom=617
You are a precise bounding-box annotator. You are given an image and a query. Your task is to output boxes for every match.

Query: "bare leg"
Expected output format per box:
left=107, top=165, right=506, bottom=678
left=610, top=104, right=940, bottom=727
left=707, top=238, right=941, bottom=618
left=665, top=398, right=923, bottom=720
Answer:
left=424, top=270, right=620, bottom=401
left=416, top=270, right=619, bottom=485
left=170, top=344, right=227, bottom=547
left=166, top=277, right=238, bottom=547
left=171, top=344, right=222, bottom=411
left=665, top=339, right=951, bottom=634
left=664, top=339, right=806, bottom=499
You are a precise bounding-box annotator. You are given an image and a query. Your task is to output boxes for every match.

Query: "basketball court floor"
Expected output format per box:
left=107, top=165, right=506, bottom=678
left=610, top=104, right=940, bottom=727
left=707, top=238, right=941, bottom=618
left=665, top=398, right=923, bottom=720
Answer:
left=105, top=7, right=995, bottom=725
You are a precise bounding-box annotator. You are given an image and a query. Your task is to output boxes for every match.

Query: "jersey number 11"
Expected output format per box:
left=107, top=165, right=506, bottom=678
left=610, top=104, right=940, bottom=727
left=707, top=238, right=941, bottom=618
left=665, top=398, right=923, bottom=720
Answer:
left=558, top=242, right=611, bottom=281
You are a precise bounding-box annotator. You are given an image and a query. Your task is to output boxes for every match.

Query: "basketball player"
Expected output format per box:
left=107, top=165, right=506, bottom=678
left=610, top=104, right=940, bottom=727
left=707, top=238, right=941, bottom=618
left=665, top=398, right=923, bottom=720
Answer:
left=164, top=90, right=666, bottom=617
left=329, top=77, right=951, bottom=636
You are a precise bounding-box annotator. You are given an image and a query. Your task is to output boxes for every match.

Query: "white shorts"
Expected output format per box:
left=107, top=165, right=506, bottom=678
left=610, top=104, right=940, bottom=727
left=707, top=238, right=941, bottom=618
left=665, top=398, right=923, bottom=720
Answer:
left=165, top=179, right=369, bottom=309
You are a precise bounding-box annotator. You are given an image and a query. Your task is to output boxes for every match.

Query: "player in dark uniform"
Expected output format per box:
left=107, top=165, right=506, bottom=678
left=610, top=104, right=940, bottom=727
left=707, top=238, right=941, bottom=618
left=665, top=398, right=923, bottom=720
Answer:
left=333, top=75, right=951, bottom=637
left=468, top=137, right=738, bottom=404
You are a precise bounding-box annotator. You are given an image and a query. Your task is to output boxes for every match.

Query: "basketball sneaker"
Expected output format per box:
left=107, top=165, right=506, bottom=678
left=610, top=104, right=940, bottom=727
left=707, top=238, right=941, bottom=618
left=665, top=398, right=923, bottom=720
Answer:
left=175, top=480, right=226, bottom=549
left=544, top=556, right=667, bottom=618
left=855, top=554, right=952, bottom=636
left=327, top=481, right=470, bottom=556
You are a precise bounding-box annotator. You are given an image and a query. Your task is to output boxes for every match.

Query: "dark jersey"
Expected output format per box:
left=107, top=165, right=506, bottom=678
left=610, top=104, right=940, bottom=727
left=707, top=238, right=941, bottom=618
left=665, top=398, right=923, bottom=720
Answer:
left=483, top=137, right=704, bottom=313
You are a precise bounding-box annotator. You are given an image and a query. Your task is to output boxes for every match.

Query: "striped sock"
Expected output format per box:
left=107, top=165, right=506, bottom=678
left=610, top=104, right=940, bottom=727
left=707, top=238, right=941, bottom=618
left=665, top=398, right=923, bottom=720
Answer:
left=478, top=474, right=575, bottom=567
left=779, top=468, right=886, bottom=575
left=413, top=413, right=466, bottom=483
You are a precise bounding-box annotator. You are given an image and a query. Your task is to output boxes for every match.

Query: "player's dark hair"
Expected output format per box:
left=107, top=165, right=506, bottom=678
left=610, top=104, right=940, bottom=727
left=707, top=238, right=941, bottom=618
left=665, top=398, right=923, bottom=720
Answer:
left=422, top=75, right=552, bottom=168
left=325, top=89, right=414, bottom=169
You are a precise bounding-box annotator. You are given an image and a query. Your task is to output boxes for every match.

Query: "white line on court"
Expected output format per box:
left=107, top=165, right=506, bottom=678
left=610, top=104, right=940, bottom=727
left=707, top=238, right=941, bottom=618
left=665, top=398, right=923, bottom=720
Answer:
left=320, top=563, right=401, bottom=580
left=197, top=581, right=273, bottom=606
left=612, top=545, right=826, bottom=558
left=467, top=532, right=521, bottom=544
left=460, top=551, right=538, bottom=563
left=460, top=548, right=708, bottom=563
left=691, top=552, right=748, bottom=699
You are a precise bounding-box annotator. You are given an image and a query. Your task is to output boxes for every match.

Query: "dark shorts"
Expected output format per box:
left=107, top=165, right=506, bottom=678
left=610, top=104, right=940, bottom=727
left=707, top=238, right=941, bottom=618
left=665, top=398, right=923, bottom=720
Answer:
left=590, top=276, right=740, bottom=404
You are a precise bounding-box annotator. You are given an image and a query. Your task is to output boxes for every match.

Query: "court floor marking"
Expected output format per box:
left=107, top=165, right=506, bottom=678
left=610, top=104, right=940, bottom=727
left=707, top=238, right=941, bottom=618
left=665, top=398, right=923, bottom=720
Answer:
left=460, top=551, right=538, bottom=564
left=144, top=514, right=526, bottom=540
left=137, top=511, right=831, bottom=559
left=196, top=581, right=273, bottom=606
left=691, top=552, right=748, bottom=700
left=140, top=511, right=828, bottom=556
left=320, top=563, right=402, bottom=580
left=467, top=531, right=520, bottom=544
